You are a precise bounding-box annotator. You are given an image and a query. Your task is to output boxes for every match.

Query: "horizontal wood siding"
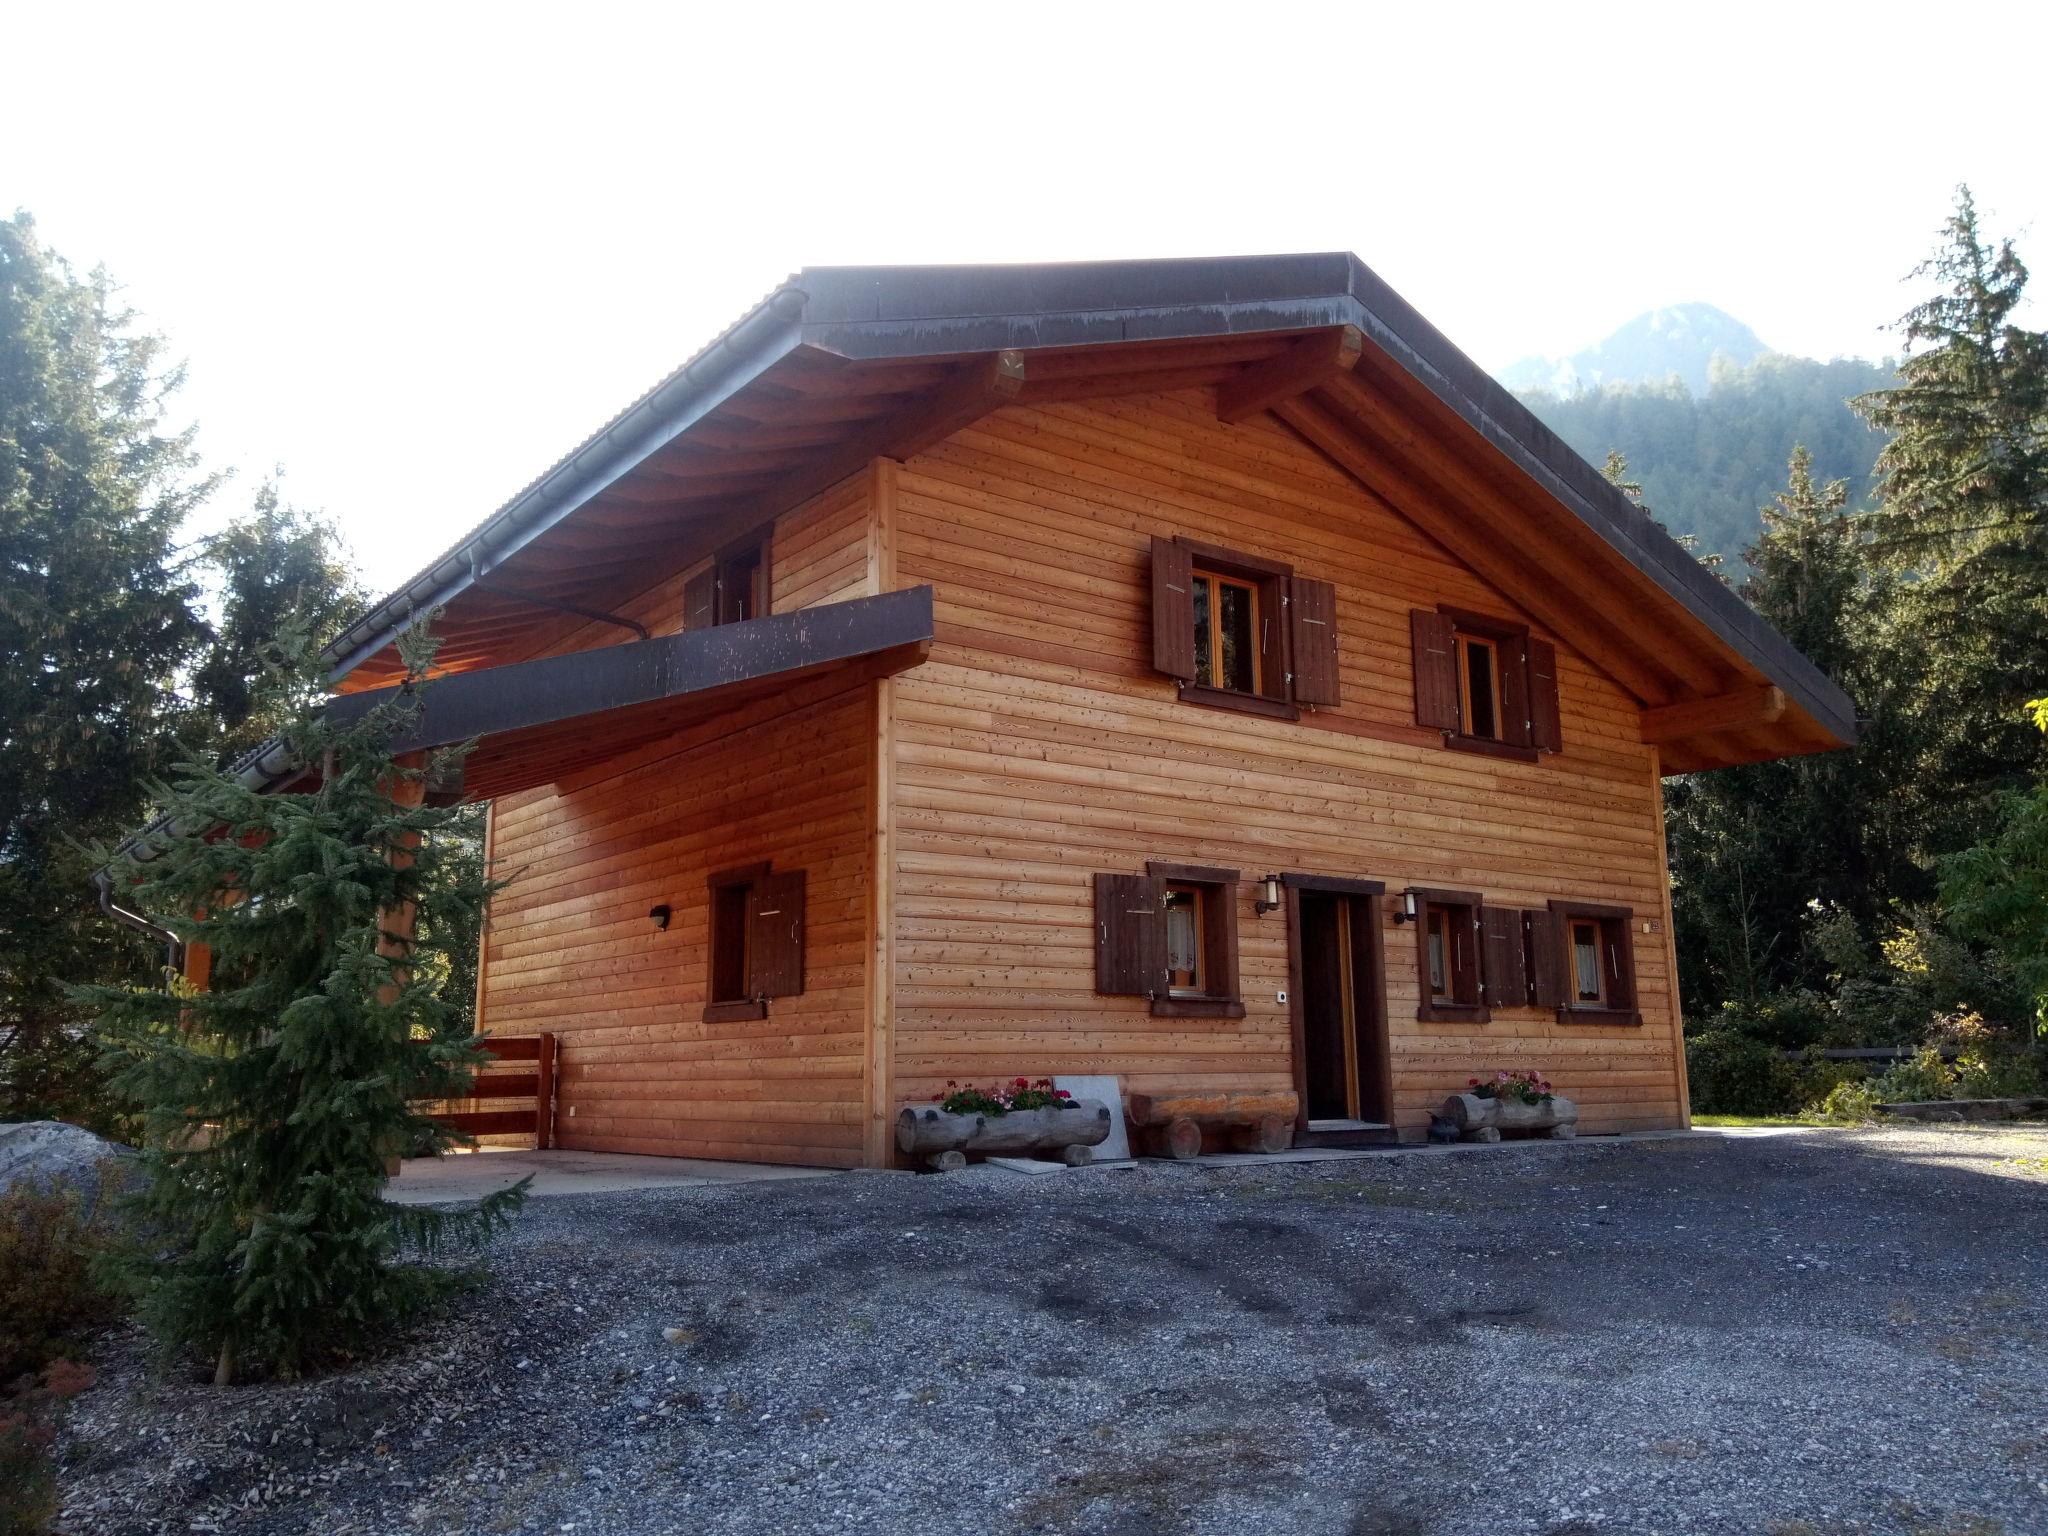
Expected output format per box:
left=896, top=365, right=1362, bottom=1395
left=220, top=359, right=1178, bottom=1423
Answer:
left=886, top=389, right=1682, bottom=1138
left=477, top=683, right=872, bottom=1165
left=773, top=479, right=871, bottom=612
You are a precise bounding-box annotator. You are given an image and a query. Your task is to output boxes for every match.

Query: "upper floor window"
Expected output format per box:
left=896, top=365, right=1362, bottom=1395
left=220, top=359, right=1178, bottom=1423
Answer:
left=685, top=531, right=770, bottom=630
left=1410, top=605, right=1562, bottom=761
left=1149, top=535, right=1340, bottom=718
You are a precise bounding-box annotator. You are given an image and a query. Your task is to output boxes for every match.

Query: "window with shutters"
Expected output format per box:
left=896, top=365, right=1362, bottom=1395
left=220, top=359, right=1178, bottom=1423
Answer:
left=1543, top=899, right=1641, bottom=1025
left=685, top=531, right=771, bottom=631
left=1411, top=888, right=1486, bottom=1022
left=1093, top=861, right=1244, bottom=1019
left=1150, top=536, right=1341, bottom=719
left=703, top=861, right=806, bottom=1022
left=1409, top=605, right=1562, bottom=762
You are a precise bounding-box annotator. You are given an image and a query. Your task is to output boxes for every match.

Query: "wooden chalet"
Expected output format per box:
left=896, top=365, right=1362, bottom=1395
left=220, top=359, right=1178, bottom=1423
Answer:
left=297, top=255, right=1854, bottom=1166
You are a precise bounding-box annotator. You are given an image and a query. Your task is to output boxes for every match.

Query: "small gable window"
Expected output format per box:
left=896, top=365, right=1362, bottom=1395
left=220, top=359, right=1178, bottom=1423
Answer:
left=685, top=531, right=771, bottom=630
left=1410, top=605, right=1562, bottom=761
left=1150, top=536, right=1341, bottom=717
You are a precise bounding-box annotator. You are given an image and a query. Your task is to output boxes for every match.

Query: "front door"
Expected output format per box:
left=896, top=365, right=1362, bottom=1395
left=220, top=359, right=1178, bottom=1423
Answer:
left=1295, top=888, right=1390, bottom=1124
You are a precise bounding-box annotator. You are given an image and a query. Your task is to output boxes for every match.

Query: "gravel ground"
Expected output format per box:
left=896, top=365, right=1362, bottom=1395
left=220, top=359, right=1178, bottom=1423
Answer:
left=56, top=1126, right=2048, bottom=1536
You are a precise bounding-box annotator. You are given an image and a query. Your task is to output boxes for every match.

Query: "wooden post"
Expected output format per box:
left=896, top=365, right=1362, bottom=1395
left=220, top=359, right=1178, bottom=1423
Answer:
left=863, top=456, right=901, bottom=1169
left=1648, top=749, right=1693, bottom=1129
left=534, top=1031, right=557, bottom=1150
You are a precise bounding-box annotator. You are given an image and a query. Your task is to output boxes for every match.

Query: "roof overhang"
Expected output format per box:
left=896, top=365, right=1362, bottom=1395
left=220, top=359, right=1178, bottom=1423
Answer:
left=319, top=255, right=1857, bottom=772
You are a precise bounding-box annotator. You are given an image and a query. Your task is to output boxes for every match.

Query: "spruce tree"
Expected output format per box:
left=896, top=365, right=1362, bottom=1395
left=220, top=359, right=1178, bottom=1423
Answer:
left=190, top=483, right=369, bottom=765
left=0, top=211, right=211, bottom=1128
left=1853, top=186, right=2048, bottom=851
left=79, top=637, right=522, bottom=1383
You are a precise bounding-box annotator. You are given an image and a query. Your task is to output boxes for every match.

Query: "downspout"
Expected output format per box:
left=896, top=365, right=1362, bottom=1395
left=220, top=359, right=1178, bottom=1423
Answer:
left=94, top=870, right=183, bottom=974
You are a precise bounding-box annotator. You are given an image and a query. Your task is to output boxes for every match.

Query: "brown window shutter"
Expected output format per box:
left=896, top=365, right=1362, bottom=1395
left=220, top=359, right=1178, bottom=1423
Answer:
left=1528, top=637, right=1563, bottom=752
left=746, top=869, right=806, bottom=999
left=1410, top=609, right=1459, bottom=731
left=1479, top=905, right=1527, bottom=1007
left=1288, top=576, right=1341, bottom=706
left=1525, top=908, right=1567, bottom=1008
left=1498, top=636, right=1534, bottom=748
left=1150, top=537, right=1197, bottom=681
left=683, top=567, right=717, bottom=631
left=1094, top=872, right=1165, bottom=996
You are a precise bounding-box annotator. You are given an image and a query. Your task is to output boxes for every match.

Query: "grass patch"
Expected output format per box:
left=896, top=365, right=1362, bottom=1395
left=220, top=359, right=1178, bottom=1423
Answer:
left=1692, top=1114, right=1824, bottom=1128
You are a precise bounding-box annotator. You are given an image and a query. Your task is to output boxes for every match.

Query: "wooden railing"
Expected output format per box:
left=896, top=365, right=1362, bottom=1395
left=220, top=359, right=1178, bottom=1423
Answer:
left=431, top=1033, right=558, bottom=1148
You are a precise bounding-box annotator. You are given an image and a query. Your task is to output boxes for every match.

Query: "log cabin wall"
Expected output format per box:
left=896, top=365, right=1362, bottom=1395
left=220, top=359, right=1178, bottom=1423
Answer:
left=884, top=387, right=1683, bottom=1139
left=479, top=680, right=873, bottom=1165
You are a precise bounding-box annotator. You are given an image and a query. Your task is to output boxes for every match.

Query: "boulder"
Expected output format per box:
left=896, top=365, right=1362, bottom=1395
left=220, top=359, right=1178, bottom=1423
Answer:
left=0, top=1120, right=138, bottom=1219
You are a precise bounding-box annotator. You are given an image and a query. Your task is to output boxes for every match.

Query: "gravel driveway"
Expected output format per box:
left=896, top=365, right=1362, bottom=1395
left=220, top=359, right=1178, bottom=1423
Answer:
left=58, top=1127, right=2048, bottom=1536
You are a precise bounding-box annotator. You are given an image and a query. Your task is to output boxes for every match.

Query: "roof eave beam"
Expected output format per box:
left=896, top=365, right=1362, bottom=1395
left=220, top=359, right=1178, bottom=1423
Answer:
left=1640, top=685, right=1788, bottom=744
left=1216, top=325, right=1363, bottom=423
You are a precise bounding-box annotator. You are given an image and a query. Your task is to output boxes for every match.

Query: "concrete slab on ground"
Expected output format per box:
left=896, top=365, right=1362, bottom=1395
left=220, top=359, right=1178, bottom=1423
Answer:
left=386, top=1148, right=840, bottom=1204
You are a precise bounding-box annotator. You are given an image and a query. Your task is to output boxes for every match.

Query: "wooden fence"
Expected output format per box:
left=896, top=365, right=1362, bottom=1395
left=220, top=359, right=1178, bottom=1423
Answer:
left=430, top=1033, right=558, bottom=1148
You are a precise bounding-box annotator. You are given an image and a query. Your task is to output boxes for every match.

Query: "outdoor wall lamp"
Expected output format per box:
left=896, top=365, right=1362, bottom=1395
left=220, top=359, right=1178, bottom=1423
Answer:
left=1392, top=891, right=1419, bottom=925
left=648, top=903, right=671, bottom=932
left=1254, top=875, right=1283, bottom=916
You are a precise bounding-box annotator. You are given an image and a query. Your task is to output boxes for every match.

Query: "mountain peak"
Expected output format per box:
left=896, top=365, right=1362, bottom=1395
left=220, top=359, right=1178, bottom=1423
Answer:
left=1500, top=304, right=1768, bottom=398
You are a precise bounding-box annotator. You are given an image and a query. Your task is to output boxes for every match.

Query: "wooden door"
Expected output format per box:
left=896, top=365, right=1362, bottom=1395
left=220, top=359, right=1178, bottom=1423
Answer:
left=1294, top=890, right=1390, bottom=1124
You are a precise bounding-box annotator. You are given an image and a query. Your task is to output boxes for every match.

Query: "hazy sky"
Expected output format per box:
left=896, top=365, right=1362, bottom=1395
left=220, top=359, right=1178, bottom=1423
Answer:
left=6, top=1, right=2043, bottom=591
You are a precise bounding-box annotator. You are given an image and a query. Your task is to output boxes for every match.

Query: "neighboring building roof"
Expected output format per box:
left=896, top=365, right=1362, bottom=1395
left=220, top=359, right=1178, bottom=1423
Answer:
left=319, top=255, right=1858, bottom=768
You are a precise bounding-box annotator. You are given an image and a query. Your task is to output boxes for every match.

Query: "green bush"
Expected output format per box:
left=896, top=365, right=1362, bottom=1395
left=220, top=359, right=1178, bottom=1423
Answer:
left=1686, top=1029, right=1799, bottom=1115
left=1807, top=1078, right=1883, bottom=1124
left=1871, top=1047, right=1959, bottom=1104
left=0, top=1184, right=121, bottom=1382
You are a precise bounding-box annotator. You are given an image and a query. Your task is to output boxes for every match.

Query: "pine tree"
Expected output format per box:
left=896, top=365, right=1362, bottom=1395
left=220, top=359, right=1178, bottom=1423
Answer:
left=1664, top=449, right=1916, bottom=1011
left=1853, top=186, right=2048, bottom=851
left=190, top=483, right=369, bottom=765
left=79, top=637, right=522, bottom=1383
left=1857, top=185, right=2048, bottom=565
left=0, top=211, right=212, bottom=1128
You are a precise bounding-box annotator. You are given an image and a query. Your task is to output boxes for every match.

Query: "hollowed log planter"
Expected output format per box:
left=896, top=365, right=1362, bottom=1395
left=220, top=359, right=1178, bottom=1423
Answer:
left=896, top=1100, right=1113, bottom=1170
left=1440, top=1091, right=1579, bottom=1142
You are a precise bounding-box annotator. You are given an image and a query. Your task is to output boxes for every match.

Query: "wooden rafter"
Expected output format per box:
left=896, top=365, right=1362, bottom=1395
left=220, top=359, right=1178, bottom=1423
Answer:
left=1272, top=394, right=1684, bottom=707
left=1640, top=685, right=1787, bottom=744
left=1216, top=326, right=1364, bottom=423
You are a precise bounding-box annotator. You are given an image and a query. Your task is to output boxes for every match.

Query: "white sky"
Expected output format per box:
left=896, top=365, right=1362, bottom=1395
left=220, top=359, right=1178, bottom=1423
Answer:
left=6, top=0, right=2043, bottom=591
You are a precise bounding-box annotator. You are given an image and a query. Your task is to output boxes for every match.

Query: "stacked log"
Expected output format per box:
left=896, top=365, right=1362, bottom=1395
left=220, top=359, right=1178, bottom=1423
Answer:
left=1123, top=1090, right=1299, bottom=1160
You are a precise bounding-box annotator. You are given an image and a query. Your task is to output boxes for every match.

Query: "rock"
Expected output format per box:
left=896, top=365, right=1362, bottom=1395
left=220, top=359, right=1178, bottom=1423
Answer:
left=0, top=1119, right=137, bottom=1217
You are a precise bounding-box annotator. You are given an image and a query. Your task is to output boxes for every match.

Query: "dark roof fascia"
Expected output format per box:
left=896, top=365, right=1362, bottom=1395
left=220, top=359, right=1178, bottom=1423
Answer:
left=321, top=254, right=1853, bottom=745
left=792, top=257, right=1856, bottom=745
left=328, top=584, right=933, bottom=756
left=319, top=284, right=811, bottom=683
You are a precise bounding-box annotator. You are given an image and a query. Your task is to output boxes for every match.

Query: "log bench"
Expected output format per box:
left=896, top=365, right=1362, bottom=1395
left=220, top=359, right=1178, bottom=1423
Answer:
left=1124, top=1090, right=1299, bottom=1159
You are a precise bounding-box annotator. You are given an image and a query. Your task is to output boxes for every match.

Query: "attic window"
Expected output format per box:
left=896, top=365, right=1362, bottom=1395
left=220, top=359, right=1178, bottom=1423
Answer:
left=685, top=531, right=771, bottom=630
left=1409, top=606, right=1562, bottom=761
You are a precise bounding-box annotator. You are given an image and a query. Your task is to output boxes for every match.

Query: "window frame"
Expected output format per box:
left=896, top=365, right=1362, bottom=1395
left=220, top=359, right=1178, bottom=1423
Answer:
left=1410, top=887, right=1488, bottom=1023
left=715, top=532, right=770, bottom=626
left=1439, top=606, right=1537, bottom=763
left=1546, top=898, right=1641, bottom=1026
left=1173, top=538, right=1300, bottom=723
left=704, top=860, right=772, bottom=1022
left=1145, top=860, right=1245, bottom=1019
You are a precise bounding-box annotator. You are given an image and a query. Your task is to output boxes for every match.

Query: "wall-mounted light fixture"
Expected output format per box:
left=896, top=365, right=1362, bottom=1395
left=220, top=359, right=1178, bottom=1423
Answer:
left=1392, top=891, right=1419, bottom=926
left=1254, top=875, right=1283, bottom=916
left=648, top=903, right=672, bottom=932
